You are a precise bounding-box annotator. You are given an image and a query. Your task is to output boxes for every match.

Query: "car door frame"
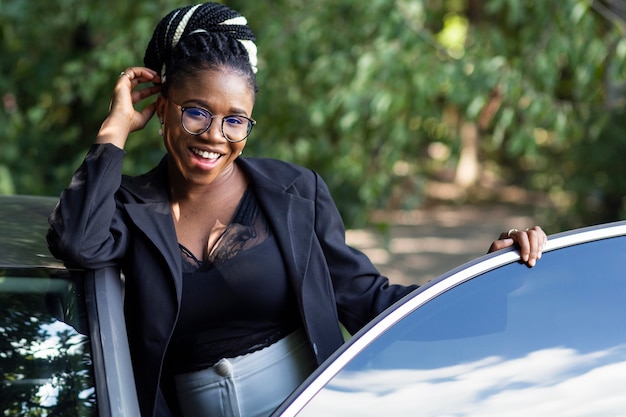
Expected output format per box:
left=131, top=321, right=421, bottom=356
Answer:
left=84, top=266, right=141, bottom=417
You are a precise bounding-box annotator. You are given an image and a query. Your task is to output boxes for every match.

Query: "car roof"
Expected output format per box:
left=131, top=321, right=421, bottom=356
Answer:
left=0, top=194, right=65, bottom=269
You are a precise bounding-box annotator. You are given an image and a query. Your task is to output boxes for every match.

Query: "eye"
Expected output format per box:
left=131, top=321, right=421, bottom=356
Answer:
left=185, top=107, right=210, bottom=120
left=224, top=116, right=246, bottom=126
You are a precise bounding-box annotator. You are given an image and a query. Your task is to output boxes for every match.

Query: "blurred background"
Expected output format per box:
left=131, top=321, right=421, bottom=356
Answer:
left=2, top=0, right=625, bottom=281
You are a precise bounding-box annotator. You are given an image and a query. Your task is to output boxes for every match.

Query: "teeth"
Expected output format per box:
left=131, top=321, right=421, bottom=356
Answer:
left=191, top=148, right=221, bottom=160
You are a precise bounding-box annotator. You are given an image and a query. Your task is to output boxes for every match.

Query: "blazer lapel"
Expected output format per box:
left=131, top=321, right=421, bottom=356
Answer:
left=238, top=158, right=314, bottom=293
left=121, top=157, right=183, bottom=301
left=124, top=203, right=182, bottom=298
left=258, top=188, right=314, bottom=292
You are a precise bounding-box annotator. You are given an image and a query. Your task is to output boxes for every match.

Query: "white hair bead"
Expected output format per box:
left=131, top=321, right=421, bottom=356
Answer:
left=172, top=4, right=202, bottom=50
left=159, top=5, right=259, bottom=81
left=220, top=16, right=248, bottom=26
left=219, top=15, right=257, bottom=73
left=239, top=39, right=258, bottom=74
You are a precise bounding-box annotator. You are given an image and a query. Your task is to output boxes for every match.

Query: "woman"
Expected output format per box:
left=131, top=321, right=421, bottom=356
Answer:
left=47, top=3, right=547, bottom=417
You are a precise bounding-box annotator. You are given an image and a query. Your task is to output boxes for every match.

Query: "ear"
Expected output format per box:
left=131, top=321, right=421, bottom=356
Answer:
left=155, top=94, right=167, bottom=122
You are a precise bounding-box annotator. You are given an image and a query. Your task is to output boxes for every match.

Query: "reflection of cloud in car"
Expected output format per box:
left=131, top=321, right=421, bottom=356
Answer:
left=33, top=321, right=86, bottom=359
left=304, top=345, right=626, bottom=416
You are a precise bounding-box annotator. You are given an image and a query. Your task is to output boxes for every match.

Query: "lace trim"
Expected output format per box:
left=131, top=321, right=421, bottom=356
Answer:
left=171, top=325, right=298, bottom=373
left=178, top=187, right=270, bottom=272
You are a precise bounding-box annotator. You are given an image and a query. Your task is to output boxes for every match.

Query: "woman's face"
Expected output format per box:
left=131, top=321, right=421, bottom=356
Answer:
left=157, top=68, right=255, bottom=188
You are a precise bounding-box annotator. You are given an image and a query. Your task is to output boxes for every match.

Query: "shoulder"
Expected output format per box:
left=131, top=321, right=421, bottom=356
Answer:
left=119, top=155, right=169, bottom=203
left=238, top=156, right=312, bottom=175
left=238, top=157, right=320, bottom=191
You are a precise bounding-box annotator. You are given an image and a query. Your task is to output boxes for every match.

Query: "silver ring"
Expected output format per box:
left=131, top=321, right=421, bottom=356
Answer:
left=119, top=71, right=132, bottom=80
left=507, top=228, right=519, bottom=238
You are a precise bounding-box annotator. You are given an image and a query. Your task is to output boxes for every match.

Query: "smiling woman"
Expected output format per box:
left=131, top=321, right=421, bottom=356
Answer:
left=46, top=2, right=546, bottom=417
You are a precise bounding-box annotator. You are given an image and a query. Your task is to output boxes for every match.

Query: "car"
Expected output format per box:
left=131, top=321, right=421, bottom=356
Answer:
left=3, top=195, right=626, bottom=416
left=0, top=195, right=140, bottom=416
left=272, top=219, right=626, bottom=416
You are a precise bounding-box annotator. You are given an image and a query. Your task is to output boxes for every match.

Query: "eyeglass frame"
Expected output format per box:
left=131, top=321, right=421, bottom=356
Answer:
left=166, top=97, right=256, bottom=143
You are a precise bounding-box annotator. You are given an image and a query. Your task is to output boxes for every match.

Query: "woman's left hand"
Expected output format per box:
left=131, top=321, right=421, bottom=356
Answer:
left=488, top=226, right=548, bottom=267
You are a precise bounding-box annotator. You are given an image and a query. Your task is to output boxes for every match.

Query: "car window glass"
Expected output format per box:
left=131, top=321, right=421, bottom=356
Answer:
left=0, top=271, right=96, bottom=416
left=297, top=235, right=626, bottom=416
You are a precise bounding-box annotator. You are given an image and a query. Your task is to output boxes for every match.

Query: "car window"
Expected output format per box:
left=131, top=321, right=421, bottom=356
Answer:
left=295, top=235, right=626, bottom=416
left=0, top=269, right=96, bottom=416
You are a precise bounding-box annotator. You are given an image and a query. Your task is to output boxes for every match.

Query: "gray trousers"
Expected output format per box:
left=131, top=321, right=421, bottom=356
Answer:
left=174, top=329, right=317, bottom=417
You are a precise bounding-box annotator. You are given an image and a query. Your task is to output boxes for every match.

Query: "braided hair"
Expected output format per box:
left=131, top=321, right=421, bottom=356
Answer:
left=144, top=2, right=258, bottom=96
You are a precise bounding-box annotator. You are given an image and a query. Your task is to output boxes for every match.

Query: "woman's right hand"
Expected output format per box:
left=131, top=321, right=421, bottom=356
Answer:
left=96, top=67, right=162, bottom=149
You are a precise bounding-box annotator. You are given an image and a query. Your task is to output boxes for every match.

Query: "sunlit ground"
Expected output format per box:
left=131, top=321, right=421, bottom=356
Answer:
left=346, top=204, right=535, bottom=286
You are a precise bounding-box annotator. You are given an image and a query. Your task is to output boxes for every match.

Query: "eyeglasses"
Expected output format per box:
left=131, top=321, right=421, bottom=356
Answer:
left=167, top=98, right=255, bottom=143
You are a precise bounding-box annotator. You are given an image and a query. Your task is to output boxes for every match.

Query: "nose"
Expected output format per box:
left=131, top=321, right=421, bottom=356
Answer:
left=202, top=116, right=226, bottom=142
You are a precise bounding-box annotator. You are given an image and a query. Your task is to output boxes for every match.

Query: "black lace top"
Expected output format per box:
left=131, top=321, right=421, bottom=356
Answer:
left=167, top=188, right=300, bottom=373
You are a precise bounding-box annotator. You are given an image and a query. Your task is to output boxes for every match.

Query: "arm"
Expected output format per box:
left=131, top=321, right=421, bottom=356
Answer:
left=47, top=67, right=161, bottom=268
left=47, top=144, right=129, bottom=268
left=97, top=67, right=161, bottom=149
left=310, top=172, right=417, bottom=335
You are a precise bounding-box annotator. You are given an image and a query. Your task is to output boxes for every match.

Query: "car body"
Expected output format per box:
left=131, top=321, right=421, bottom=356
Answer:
left=273, top=219, right=626, bottom=416
left=1, top=195, right=140, bottom=417
left=2, top=195, right=625, bottom=416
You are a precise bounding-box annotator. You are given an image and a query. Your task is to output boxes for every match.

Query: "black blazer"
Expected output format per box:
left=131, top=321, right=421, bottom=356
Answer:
left=48, top=144, right=416, bottom=417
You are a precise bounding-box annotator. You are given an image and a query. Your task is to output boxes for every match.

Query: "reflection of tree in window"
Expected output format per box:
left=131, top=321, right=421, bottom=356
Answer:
left=0, top=275, right=96, bottom=416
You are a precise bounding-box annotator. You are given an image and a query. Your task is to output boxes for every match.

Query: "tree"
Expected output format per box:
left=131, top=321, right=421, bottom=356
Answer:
left=2, top=0, right=624, bottom=228
left=0, top=0, right=173, bottom=195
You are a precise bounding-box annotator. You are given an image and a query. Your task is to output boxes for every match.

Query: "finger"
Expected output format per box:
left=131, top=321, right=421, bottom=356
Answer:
left=525, top=230, right=540, bottom=267
left=131, top=84, right=162, bottom=104
left=118, top=67, right=160, bottom=85
left=529, top=226, right=548, bottom=260
left=487, top=237, right=514, bottom=253
left=130, top=102, right=158, bottom=132
left=513, top=230, right=531, bottom=263
left=519, top=226, right=549, bottom=267
left=533, top=226, right=548, bottom=248
left=110, top=69, right=161, bottom=117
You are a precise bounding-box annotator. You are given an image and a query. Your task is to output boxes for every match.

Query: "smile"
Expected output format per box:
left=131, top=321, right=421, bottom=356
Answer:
left=190, top=147, right=223, bottom=160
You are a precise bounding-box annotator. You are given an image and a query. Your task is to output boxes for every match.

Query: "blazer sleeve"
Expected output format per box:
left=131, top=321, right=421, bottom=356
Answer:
left=47, top=143, right=130, bottom=269
left=310, top=171, right=418, bottom=335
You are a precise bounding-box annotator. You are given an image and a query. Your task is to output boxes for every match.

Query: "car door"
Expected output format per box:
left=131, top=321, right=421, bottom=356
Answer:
left=275, top=221, right=626, bottom=416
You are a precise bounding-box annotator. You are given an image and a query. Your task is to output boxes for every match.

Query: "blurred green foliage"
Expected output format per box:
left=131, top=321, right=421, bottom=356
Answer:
left=1, top=0, right=624, bottom=229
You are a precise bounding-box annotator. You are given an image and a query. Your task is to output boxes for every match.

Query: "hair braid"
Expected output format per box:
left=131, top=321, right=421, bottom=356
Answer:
left=144, top=2, right=258, bottom=94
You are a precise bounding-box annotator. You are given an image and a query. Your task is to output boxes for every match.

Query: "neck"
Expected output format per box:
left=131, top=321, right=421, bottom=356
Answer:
left=167, top=160, right=239, bottom=203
